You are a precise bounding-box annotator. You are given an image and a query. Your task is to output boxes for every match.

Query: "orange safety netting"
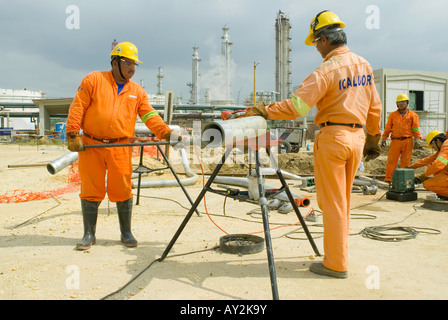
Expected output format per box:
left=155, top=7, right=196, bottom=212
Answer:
left=0, top=162, right=81, bottom=204
left=0, top=146, right=162, bottom=203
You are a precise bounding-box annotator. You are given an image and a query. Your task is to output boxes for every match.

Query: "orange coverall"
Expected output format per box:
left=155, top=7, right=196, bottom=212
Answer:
left=66, top=71, right=170, bottom=202
left=266, top=46, right=382, bottom=272
left=411, top=139, right=448, bottom=197
left=382, top=110, right=421, bottom=181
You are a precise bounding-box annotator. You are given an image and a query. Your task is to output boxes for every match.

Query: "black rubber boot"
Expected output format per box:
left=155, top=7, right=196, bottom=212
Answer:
left=76, top=200, right=100, bottom=250
left=117, top=198, right=138, bottom=247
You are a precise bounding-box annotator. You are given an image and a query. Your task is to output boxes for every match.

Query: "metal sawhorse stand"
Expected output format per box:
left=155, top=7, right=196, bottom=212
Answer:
left=159, top=134, right=321, bottom=300
left=84, top=140, right=200, bottom=216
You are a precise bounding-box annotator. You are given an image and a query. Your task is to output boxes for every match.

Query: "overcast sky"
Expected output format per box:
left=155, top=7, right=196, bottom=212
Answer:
left=1, top=0, right=447, bottom=104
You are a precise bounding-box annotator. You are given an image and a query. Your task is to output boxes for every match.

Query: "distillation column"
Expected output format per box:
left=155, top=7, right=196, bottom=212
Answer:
left=188, top=46, right=201, bottom=105
left=157, top=67, right=164, bottom=96
left=221, top=25, right=233, bottom=103
left=275, top=11, right=292, bottom=102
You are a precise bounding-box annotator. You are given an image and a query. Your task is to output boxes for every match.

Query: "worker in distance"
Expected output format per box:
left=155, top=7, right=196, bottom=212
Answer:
left=381, top=93, right=422, bottom=183
left=66, top=42, right=179, bottom=250
left=410, top=131, right=448, bottom=200
left=245, top=10, right=382, bottom=278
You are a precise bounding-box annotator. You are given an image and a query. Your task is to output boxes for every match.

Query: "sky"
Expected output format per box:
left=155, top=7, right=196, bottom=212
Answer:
left=1, top=0, right=448, bottom=105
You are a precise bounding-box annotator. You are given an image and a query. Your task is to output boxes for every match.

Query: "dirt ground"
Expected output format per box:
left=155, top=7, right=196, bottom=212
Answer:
left=0, top=142, right=447, bottom=301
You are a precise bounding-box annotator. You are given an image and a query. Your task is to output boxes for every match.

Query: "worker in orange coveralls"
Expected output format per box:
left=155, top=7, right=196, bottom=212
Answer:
left=245, top=11, right=382, bottom=278
left=381, top=94, right=422, bottom=182
left=66, top=42, right=176, bottom=250
left=410, top=131, right=448, bottom=200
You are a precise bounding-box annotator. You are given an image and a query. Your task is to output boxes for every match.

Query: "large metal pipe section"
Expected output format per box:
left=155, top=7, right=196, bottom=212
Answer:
left=133, top=148, right=198, bottom=188
left=201, top=116, right=267, bottom=148
left=47, top=151, right=78, bottom=175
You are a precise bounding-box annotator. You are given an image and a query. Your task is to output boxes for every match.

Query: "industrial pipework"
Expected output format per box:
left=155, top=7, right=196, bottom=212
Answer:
left=201, top=116, right=268, bottom=148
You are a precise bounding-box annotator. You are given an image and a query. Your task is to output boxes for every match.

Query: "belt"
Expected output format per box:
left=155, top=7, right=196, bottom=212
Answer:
left=83, top=132, right=128, bottom=144
left=320, top=121, right=363, bottom=129
left=391, top=136, right=412, bottom=140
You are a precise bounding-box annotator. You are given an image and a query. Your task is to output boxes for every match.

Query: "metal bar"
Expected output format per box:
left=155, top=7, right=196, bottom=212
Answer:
left=156, top=144, right=200, bottom=217
left=160, top=147, right=233, bottom=261
left=255, top=149, right=279, bottom=300
left=135, top=145, right=144, bottom=206
left=8, top=163, right=47, bottom=168
left=83, top=141, right=171, bottom=149
left=276, top=169, right=321, bottom=257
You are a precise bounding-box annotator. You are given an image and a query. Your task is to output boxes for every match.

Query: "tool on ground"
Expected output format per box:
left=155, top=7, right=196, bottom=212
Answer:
left=386, top=168, right=418, bottom=201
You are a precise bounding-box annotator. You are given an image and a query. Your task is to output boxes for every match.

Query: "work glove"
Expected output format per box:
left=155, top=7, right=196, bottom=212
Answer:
left=245, top=102, right=268, bottom=119
left=381, top=139, right=387, bottom=148
left=413, top=139, right=423, bottom=149
left=163, top=129, right=182, bottom=142
left=67, top=131, right=84, bottom=152
left=363, top=134, right=381, bottom=162
left=414, top=172, right=427, bottom=184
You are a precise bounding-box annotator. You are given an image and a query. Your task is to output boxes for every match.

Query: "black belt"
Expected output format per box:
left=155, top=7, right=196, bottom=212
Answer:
left=320, top=122, right=363, bottom=129
left=391, top=136, right=412, bottom=140
left=83, top=132, right=128, bottom=144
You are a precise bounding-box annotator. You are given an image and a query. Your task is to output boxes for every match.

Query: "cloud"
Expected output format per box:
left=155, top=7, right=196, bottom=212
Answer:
left=0, top=0, right=447, bottom=102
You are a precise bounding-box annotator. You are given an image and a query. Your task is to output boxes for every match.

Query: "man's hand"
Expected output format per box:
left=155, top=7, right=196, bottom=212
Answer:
left=163, top=129, right=182, bottom=142
left=414, top=139, right=423, bottom=149
left=245, top=102, right=268, bottom=119
left=67, top=131, right=84, bottom=152
left=414, top=172, right=427, bottom=184
left=381, top=139, right=387, bottom=148
left=363, top=134, right=381, bottom=162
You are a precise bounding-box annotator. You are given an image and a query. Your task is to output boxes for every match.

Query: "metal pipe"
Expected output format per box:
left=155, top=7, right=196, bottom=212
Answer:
left=47, top=151, right=78, bottom=175
left=201, top=116, right=267, bottom=148
left=208, top=175, right=310, bottom=207
left=133, top=148, right=198, bottom=188
left=134, top=124, right=180, bottom=136
left=46, top=124, right=180, bottom=175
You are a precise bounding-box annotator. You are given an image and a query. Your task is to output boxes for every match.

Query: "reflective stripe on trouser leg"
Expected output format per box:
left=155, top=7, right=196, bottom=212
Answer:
left=314, top=126, right=364, bottom=272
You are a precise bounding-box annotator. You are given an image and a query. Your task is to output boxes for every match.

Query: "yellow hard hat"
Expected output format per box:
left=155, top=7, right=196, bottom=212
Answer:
left=305, top=10, right=345, bottom=46
left=396, top=94, right=410, bottom=103
left=426, top=130, right=442, bottom=148
left=110, top=41, right=142, bottom=63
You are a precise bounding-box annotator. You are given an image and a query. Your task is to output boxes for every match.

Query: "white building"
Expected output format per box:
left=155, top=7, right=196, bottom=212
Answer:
left=0, top=88, right=45, bottom=130
left=373, top=68, right=448, bottom=136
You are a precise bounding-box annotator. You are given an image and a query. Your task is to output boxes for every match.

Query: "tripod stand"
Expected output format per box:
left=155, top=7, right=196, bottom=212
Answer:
left=159, top=134, right=321, bottom=300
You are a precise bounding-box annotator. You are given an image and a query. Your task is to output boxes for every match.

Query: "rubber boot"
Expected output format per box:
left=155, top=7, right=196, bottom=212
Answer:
left=76, top=199, right=100, bottom=250
left=117, top=198, right=138, bottom=247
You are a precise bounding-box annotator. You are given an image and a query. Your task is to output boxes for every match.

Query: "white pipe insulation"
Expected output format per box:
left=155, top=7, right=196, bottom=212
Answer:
left=132, top=148, right=198, bottom=188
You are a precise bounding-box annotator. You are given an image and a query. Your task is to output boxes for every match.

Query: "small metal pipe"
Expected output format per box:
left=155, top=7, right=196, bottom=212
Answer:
left=47, top=151, right=79, bottom=175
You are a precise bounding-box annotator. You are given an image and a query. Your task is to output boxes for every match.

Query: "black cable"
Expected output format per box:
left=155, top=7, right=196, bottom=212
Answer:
left=100, top=246, right=218, bottom=300
left=359, top=202, right=442, bottom=241
left=360, top=226, right=441, bottom=242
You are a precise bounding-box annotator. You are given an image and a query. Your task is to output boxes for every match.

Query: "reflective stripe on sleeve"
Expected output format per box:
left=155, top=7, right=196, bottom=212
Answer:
left=291, top=94, right=312, bottom=117
left=412, top=127, right=420, bottom=132
left=140, top=111, right=159, bottom=123
left=436, top=155, right=448, bottom=166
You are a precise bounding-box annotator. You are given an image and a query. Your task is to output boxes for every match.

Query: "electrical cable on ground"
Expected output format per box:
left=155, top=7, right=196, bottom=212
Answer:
left=10, top=196, right=62, bottom=229
left=358, top=202, right=441, bottom=242
left=100, top=246, right=219, bottom=300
